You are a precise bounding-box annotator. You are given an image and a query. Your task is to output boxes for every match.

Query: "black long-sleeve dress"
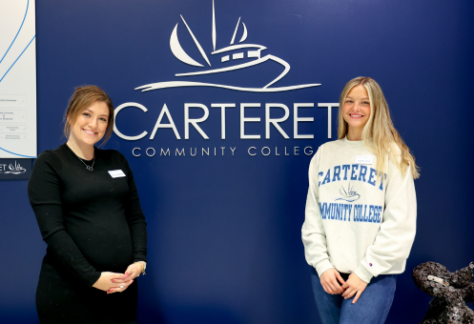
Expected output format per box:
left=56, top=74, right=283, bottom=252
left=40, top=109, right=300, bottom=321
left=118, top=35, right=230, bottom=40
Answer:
left=28, top=144, right=147, bottom=324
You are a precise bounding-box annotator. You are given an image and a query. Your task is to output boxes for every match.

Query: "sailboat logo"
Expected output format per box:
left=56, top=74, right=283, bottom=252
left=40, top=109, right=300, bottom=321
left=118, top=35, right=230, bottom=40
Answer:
left=135, top=0, right=321, bottom=93
left=335, top=182, right=360, bottom=203
left=4, top=160, right=26, bottom=175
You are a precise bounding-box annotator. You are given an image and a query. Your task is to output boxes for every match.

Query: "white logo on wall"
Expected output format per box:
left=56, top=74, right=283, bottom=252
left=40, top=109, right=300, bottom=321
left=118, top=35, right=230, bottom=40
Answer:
left=1, top=160, right=26, bottom=175
left=135, top=0, right=321, bottom=93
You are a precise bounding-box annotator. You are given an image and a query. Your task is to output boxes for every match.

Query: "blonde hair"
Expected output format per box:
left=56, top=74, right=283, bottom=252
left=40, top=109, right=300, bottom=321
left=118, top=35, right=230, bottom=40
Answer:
left=63, top=85, right=114, bottom=146
left=337, top=77, right=420, bottom=179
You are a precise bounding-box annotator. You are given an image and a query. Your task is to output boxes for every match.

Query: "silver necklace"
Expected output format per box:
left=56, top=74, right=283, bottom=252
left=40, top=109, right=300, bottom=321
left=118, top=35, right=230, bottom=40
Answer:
left=77, top=155, right=95, bottom=171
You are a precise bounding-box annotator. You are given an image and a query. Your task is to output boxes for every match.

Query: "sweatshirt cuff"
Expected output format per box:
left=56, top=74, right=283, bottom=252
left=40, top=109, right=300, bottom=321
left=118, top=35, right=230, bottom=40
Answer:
left=354, top=265, right=373, bottom=284
left=315, top=259, right=334, bottom=277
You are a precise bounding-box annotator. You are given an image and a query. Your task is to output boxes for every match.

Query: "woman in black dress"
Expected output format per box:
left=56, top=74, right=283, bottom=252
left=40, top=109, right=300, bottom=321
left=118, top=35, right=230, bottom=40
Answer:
left=28, top=85, right=147, bottom=323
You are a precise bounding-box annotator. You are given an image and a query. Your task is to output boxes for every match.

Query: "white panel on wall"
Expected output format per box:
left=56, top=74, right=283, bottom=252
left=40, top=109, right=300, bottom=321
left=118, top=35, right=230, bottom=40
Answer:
left=0, top=0, right=36, bottom=158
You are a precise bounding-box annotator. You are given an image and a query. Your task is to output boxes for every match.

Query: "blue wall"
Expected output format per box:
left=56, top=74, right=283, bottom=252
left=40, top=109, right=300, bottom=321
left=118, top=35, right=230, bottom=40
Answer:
left=1, top=0, right=473, bottom=323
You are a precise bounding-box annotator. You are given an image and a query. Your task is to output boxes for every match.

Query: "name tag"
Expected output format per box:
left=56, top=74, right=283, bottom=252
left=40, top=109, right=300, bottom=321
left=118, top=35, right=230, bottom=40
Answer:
left=108, top=169, right=126, bottom=178
left=354, top=155, right=374, bottom=165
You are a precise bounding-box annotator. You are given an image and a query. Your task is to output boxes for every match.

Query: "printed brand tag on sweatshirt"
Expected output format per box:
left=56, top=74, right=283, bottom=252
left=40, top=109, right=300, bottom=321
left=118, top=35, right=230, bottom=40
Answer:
left=108, top=169, right=126, bottom=178
left=354, top=155, right=374, bottom=165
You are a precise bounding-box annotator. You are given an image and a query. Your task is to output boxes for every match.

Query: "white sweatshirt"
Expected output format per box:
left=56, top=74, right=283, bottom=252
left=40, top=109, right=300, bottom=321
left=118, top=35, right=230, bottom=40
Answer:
left=302, top=137, right=417, bottom=283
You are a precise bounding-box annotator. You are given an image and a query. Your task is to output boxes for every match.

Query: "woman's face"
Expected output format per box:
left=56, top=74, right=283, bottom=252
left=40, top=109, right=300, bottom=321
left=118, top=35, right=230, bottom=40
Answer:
left=68, top=101, right=110, bottom=147
left=342, top=85, right=371, bottom=133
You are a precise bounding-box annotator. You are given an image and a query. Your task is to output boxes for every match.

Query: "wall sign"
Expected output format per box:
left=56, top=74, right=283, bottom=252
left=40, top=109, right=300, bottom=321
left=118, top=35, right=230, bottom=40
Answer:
left=136, top=0, right=320, bottom=93
left=0, top=158, right=32, bottom=179
left=0, top=0, right=36, bottom=158
left=113, top=0, right=339, bottom=158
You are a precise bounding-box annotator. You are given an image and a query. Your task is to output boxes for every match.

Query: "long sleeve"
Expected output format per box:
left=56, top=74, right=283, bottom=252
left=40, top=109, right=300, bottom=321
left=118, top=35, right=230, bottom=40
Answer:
left=354, top=160, right=417, bottom=283
left=302, top=147, right=334, bottom=277
left=120, top=154, right=147, bottom=263
left=28, top=151, right=101, bottom=286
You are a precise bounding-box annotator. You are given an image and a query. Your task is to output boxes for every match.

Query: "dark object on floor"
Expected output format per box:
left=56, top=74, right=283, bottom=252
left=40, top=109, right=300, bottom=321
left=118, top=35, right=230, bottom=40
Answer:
left=413, top=261, right=474, bottom=324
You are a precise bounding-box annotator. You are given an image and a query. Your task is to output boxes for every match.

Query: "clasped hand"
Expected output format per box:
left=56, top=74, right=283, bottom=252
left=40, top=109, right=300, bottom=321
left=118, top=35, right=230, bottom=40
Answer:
left=320, top=269, right=368, bottom=304
left=92, top=263, right=143, bottom=295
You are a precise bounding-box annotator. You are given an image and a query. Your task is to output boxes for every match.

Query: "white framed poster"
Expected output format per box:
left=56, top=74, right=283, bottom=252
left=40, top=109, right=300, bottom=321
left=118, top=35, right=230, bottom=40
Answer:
left=0, top=0, right=36, bottom=158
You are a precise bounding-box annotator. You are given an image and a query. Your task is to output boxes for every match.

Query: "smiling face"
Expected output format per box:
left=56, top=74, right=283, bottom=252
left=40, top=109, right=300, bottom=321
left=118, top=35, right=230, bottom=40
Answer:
left=342, top=85, right=371, bottom=138
left=68, top=101, right=110, bottom=148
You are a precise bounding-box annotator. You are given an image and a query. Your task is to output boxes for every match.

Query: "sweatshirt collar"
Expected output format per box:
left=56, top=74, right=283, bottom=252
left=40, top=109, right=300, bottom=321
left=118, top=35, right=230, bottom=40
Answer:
left=341, top=136, right=367, bottom=148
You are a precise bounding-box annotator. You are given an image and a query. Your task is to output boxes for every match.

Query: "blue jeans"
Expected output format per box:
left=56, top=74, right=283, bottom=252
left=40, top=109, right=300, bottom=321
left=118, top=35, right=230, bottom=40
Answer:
left=311, top=267, right=396, bottom=324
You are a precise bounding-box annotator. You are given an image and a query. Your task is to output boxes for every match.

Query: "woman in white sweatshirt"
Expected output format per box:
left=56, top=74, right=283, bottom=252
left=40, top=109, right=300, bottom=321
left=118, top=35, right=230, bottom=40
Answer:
left=302, top=77, right=418, bottom=324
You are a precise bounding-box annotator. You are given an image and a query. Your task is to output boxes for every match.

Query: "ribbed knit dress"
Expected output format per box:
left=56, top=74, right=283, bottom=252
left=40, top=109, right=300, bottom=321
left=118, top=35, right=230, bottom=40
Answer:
left=28, top=144, right=147, bottom=324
